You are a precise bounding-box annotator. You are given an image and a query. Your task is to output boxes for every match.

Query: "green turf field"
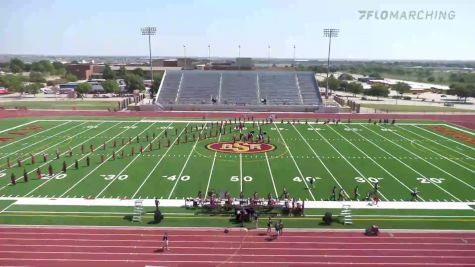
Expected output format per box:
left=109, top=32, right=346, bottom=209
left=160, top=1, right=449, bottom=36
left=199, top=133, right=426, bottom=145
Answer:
left=0, top=118, right=474, bottom=202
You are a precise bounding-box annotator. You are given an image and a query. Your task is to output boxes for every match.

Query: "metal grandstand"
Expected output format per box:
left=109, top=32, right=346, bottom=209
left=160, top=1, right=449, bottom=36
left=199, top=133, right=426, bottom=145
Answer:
left=154, top=70, right=334, bottom=112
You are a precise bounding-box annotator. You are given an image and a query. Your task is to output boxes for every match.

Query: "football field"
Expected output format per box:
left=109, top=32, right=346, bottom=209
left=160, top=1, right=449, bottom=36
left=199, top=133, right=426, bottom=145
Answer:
left=0, top=117, right=474, bottom=204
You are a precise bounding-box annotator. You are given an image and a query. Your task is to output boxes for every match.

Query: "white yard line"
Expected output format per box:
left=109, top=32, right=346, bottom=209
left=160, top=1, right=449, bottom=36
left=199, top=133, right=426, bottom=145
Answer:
left=131, top=122, right=180, bottom=198
left=445, top=124, right=475, bottom=136
left=307, top=124, right=389, bottom=201
left=205, top=132, right=223, bottom=195
left=292, top=124, right=349, bottom=198
left=239, top=153, right=243, bottom=192
left=22, top=122, right=121, bottom=197
left=0, top=121, right=110, bottom=191
left=0, top=201, right=15, bottom=214
left=273, top=123, right=315, bottom=201
left=0, top=120, right=38, bottom=135
left=330, top=125, right=424, bottom=201
left=264, top=152, right=279, bottom=198
left=393, top=126, right=475, bottom=174
left=58, top=121, right=144, bottom=198
left=95, top=122, right=160, bottom=198
left=358, top=125, right=464, bottom=201
left=375, top=125, right=475, bottom=191
left=415, top=125, right=475, bottom=152
left=167, top=123, right=204, bottom=199
left=0, top=121, right=68, bottom=150
left=0, top=121, right=75, bottom=162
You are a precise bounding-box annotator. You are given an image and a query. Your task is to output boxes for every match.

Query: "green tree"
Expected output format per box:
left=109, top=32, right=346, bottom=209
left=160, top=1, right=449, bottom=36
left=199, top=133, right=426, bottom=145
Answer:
left=322, top=75, right=340, bottom=91
left=132, top=68, right=145, bottom=78
left=365, top=83, right=389, bottom=99
left=125, top=74, right=145, bottom=92
left=101, top=80, right=119, bottom=94
left=75, top=82, right=92, bottom=97
left=63, top=73, right=78, bottom=82
left=29, top=72, right=47, bottom=83
left=9, top=58, right=25, bottom=73
left=0, top=74, right=24, bottom=93
left=52, top=61, right=66, bottom=76
left=427, top=76, right=435, bottom=83
left=448, top=84, right=470, bottom=103
left=25, top=83, right=42, bottom=96
left=347, top=82, right=363, bottom=97
left=338, top=73, right=354, bottom=81
left=102, top=64, right=115, bottom=80
left=117, top=66, right=127, bottom=78
left=392, top=82, right=411, bottom=98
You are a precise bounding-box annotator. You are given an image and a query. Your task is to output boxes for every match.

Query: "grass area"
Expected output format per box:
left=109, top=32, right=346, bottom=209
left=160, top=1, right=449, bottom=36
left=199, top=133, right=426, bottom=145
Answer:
left=1, top=205, right=475, bottom=230
left=378, top=71, right=451, bottom=85
left=0, top=117, right=474, bottom=229
left=361, top=103, right=475, bottom=113
left=0, top=100, right=120, bottom=110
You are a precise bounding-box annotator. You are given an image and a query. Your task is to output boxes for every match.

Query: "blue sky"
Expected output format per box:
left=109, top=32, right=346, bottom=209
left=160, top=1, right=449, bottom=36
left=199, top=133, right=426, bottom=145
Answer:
left=0, top=0, right=474, bottom=60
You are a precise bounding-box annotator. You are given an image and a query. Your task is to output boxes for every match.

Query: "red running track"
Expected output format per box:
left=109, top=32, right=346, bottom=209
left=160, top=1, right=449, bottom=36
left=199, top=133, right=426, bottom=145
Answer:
left=0, top=226, right=474, bottom=267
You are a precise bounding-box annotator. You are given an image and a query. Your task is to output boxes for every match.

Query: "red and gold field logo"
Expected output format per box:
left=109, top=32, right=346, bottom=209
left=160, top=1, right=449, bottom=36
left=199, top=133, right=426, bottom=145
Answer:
left=206, top=141, right=276, bottom=154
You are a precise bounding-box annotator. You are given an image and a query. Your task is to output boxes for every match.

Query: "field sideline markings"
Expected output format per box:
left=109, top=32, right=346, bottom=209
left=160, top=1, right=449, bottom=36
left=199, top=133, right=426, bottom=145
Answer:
left=0, top=121, right=108, bottom=191
left=58, top=121, right=144, bottom=198
left=307, top=124, right=389, bottom=201
left=408, top=126, right=475, bottom=158
left=205, top=130, right=223, bottom=195
left=394, top=126, right=475, bottom=174
left=167, top=122, right=203, bottom=199
left=273, top=123, right=316, bottom=201
left=329, top=125, right=423, bottom=201
left=7, top=121, right=114, bottom=195
left=359, top=125, right=464, bottom=201
left=264, top=152, right=279, bottom=198
left=130, top=122, right=181, bottom=198
left=0, top=121, right=76, bottom=162
left=94, top=122, right=162, bottom=197
left=413, top=125, right=475, bottom=152
left=0, top=120, right=38, bottom=135
left=291, top=124, right=349, bottom=198
left=444, top=124, right=475, bottom=136
left=377, top=125, right=475, bottom=191
left=0, top=120, right=67, bottom=150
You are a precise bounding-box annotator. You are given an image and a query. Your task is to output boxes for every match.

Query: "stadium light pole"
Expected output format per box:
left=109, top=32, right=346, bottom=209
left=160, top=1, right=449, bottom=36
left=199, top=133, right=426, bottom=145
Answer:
left=208, top=44, right=211, bottom=70
left=238, top=45, right=241, bottom=71
left=323, top=28, right=339, bottom=99
left=268, top=45, right=271, bottom=69
left=293, top=44, right=296, bottom=70
left=140, top=26, right=156, bottom=86
left=183, top=44, right=187, bottom=69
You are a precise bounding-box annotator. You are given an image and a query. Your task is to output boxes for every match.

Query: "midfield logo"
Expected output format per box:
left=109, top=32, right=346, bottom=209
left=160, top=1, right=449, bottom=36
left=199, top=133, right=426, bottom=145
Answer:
left=206, top=141, right=276, bottom=154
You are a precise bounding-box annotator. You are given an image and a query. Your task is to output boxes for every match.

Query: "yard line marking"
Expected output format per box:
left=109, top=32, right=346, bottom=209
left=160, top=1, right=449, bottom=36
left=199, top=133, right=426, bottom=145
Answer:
left=14, top=122, right=113, bottom=195
left=95, top=122, right=161, bottom=198
left=415, top=125, right=475, bottom=152
left=0, top=120, right=38, bottom=135
left=274, top=123, right=315, bottom=201
left=329, top=125, right=423, bottom=201
left=395, top=126, right=475, bottom=174
left=131, top=122, right=183, bottom=198
left=307, top=124, right=389, bottom=201
left=0, top=121, right=78, bottom=162
left=239, top=153, right=243, bottom=192
left=0, top=121, right=68, bottom=150
left=58, top=121, right=144, bottom=198
left=409, top=126, right=475, bottom=158
left=0, top=121, right=110, bottom=192
left=292, top=124, right=348, bottom=198
left=205, top=130, right=223, bottom=195
left=265, top=152, right=279, bottom=198
left=168, top=123, right=204, bottom=199
left=374, top=125, right=475, bottom=191
left=358, top=125, right=462, bottom=202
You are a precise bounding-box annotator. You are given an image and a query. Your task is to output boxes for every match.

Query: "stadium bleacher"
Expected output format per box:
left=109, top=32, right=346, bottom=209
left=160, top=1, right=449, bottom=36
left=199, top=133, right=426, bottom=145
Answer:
left=156, top=70, right=322, bottom=109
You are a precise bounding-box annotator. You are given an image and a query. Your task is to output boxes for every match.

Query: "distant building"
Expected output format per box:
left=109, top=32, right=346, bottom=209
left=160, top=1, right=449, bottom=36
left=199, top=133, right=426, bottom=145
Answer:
left=65, top=64, right=94, bottom=80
